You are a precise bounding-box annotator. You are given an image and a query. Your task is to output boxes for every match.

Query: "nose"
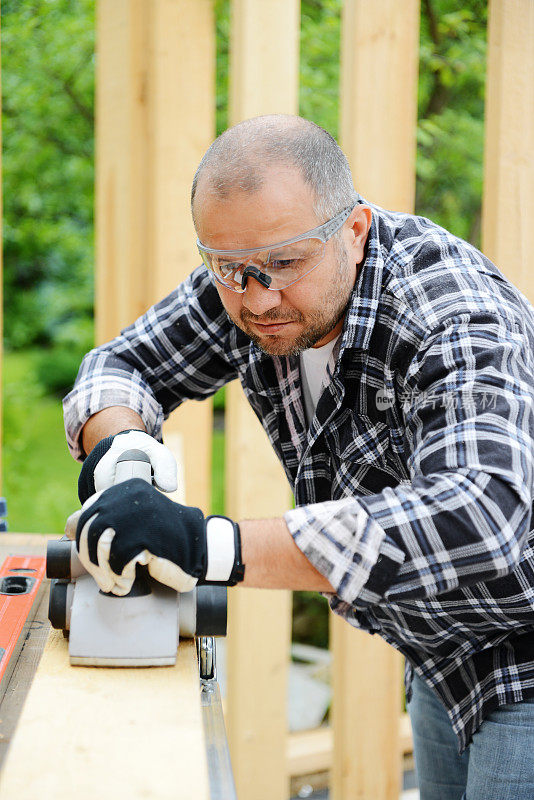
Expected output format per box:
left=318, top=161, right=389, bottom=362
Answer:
left=241, top=276, right=282, bottom=316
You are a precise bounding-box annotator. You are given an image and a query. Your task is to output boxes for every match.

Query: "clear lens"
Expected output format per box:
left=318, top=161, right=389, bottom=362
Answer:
left=202, top=238, right=326, bottom=292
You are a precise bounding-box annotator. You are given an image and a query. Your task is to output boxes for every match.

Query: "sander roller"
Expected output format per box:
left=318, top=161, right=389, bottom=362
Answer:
left=46, top=449, right=227, bottom=667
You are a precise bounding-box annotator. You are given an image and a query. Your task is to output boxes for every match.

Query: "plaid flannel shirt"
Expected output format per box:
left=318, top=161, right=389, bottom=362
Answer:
left=64, top=200, right=534, bottom=752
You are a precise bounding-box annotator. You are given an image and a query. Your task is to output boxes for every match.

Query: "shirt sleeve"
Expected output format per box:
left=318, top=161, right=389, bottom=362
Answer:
left=284, top=311, right=534, bottom=607
left=63, top=267, right=240, bottom=460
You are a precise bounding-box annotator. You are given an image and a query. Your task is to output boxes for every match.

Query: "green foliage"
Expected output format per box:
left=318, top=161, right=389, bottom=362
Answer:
left=211, top=428, right=225, bottom=516
left=299, top=0, right=342, bottom=139
left=214, top=0, right=487, bottom=244
left=293, top=591, right=330, bottom=648
left=2, top=0, right=95, bottom=350
left=215, top=0, right=230, bottom=136
left=2, top=347, right=226, bottom=533
left=2, top=350, right=80, bottom=533
left=417, top=0, right=487, bottom=243
left=2, top=0, right=488, bottom=356
left=33, top=344, right=87, bottom=396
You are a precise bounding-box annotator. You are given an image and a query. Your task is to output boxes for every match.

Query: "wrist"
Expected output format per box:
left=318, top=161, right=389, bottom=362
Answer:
left=201, top=515, right=245, bottom=586
left=81, top=407, right=145, bottom=456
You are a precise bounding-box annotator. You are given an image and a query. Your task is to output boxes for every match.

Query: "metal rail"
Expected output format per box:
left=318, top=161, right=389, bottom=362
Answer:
left=198, top=637, right=237, bottom=800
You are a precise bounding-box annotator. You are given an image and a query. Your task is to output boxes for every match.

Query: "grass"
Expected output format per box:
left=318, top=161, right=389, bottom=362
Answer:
left=2, top=349, right=227, bottom=533
left=3, top=349, right=80, bottom=533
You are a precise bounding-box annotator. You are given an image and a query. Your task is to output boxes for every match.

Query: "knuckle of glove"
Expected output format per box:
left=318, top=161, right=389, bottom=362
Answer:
left=77, top=479, right=154, bottom=566
left=165, top=504, right=208, bottom=580
left=76, top=480, right=208, bottom=586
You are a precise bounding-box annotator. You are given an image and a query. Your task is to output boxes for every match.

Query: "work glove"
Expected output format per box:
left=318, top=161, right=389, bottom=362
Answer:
left=78, top=429, right=178, bottom=504
left=74, top=478, right=245, bottom=596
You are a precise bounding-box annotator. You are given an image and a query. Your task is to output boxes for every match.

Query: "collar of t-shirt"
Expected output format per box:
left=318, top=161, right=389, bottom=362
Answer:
left=299, top=334, right=341, bottom=425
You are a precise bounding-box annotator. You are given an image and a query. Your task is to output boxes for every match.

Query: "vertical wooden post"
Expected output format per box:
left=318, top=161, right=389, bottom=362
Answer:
left=145, top=0, right=215, bottom=511
left=482, top=0, right=534, bottom=302
left=333, top=3, right=420, bottom=799
left=96, top=0, right=149, bottom=339
left=340, top=0, right=420, bottom=212
left=229, top=0, right=301, bottom=121
left=95, top=0, right=214, bottom=511
left=225, top=3, right=300, bottom=799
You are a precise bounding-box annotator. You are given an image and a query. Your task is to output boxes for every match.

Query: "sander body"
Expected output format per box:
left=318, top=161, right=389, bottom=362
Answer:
left=47, top=449, right=227, bottom=667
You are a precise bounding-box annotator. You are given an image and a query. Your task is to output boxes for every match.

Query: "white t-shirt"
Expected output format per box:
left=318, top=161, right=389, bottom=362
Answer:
left=299, top=335, right=340, bottom=425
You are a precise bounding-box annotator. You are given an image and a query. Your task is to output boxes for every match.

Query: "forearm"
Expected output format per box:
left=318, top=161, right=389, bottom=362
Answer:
left=239, top=517, right=334, bottom=592
left=81, top=407, right=145, bottom=455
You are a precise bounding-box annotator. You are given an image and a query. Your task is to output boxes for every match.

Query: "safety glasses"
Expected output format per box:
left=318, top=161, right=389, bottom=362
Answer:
left=197, top=203, right=356, bottom=292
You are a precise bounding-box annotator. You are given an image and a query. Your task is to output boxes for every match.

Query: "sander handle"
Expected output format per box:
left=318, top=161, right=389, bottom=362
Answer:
left=47, top=450, right=151, bottom=582
left=114, top=449, right=153, bottom=485
left=113, top=449, right=153, bottom=595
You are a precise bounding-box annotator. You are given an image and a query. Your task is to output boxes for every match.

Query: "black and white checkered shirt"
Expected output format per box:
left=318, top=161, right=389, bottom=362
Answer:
left=64, top=200, right=534, bottom=752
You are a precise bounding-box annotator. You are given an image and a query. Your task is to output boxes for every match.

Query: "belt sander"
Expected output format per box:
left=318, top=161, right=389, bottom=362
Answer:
left=46, top=449, right=227, bottom=667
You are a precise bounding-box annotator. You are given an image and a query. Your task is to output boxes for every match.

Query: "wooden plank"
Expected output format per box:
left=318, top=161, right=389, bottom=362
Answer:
left=95, top=0, right=214, bottom=512
left=482, top=0, right=534, bottom=302
left=225, top=387, right=293, bottom=800
left=95, top=0, right=150, bottom=339
left=331, top=618, right=403, bottom=800
left=340, top=0, right=420, bottom=211
left=287, top=727, right=332, bottom=776
left=399, top=712, right=413, bottom=757
left=229, top=0, right=300, bottom=123
left=224, top=2, right=300, bottom=799
left=286, top=713, right=413, bottom=778
left=0, top=534, right=56, bottom=550
left=334, top=4, right=420, bottom=799
left=146, top=0, right=215, bottom=513
left=145, top=0, right=214, bottom=303
left=0, top=537, right=209, bottom=796
left=0, top=632, right=208, bottom=800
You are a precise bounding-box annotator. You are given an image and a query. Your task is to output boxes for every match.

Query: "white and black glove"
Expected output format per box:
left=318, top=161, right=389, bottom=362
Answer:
left=78, top=429, right=177, bottom=503
left=75, top=478, right=245, bottom=596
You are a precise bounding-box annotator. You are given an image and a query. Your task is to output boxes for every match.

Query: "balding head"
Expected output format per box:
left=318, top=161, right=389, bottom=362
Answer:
left=191, top=114, right=358, bottom=228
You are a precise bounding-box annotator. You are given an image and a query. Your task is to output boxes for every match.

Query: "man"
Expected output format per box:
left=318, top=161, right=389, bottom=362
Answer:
left=64, top=115, right=534, bottom=799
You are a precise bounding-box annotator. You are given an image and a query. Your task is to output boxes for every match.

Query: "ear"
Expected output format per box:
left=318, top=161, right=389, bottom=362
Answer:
left=346, top=205, right=372, bottom=263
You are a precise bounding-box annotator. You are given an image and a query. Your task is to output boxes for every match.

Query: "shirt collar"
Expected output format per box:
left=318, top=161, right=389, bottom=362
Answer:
left=337, top=200, right=387, bottom=358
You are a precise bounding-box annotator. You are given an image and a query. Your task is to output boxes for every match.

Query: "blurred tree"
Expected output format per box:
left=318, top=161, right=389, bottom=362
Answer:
left=2, top=0, right=95, bottom=353
left=299, top=0, right=341, bottom=140
left=417, top=0, right=487, bottom=244
left=215, top=0, right=230, bottom=136
left=2, top=0, right=487, bottom=360
left=297, top=0, right=488, bottom=244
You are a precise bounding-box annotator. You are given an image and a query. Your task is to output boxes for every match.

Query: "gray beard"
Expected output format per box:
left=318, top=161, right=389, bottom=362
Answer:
left=236, top=245, right=353, bottom=357
left=243, top=302, right=348, bottom=356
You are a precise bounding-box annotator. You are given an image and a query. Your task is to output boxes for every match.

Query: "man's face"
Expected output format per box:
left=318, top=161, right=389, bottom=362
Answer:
left=194, top=165, right=370, bottom=356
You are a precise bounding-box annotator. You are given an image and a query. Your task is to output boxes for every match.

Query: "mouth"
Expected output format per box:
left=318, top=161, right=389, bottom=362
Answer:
left=251, top=320, right=298, bottom=335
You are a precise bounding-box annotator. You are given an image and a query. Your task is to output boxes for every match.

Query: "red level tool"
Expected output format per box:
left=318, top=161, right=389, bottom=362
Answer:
left=0, top=556, right=46, bottom=696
